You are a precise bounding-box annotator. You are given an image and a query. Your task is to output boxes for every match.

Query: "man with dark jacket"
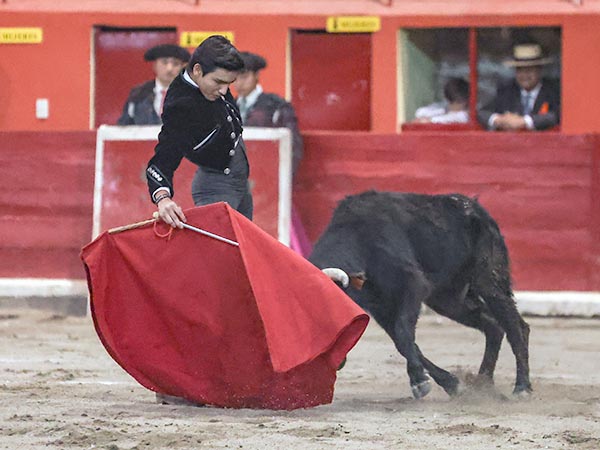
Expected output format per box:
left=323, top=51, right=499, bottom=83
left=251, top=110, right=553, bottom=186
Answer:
left=117, top=44, right=190, bottom=125
left=233, top=52, right=303, bottom=175
left=233, top=51, right=312, bottom=256
left=478, top=43, right=560, bottom=131
left=146, top=35, right=249, bottom=228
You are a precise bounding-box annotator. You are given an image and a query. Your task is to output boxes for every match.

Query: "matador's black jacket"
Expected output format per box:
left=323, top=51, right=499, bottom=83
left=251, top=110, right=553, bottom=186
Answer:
left=146, top=71, right=243, bottom=201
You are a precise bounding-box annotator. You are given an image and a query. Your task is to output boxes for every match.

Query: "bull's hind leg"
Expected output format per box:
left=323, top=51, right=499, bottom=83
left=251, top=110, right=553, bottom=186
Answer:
left=478, top=293, right=532, bottom=396
left=477, top=311, right=505, bottom=381
left=427, top=293, right=505, bottom=387
left=471, top=225, right=532, bottom=396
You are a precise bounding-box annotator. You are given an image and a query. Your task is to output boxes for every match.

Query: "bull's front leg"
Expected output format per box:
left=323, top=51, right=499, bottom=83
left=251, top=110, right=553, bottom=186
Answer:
left=392, top=311, right=431, bottom=399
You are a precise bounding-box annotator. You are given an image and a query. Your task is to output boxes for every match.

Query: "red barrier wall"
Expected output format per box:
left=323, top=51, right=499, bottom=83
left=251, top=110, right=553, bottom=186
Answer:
left=3, top=131, right=600, bottom=291
left=1, top=131, right=96, bottom=279
left=98, top=139, right=280, bottom=239
left=294, top=131, right=600, bottom=291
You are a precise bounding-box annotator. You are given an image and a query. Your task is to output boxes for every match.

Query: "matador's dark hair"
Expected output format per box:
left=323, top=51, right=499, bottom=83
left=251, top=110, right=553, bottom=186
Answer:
left=187, top=35, right=244, bottom=75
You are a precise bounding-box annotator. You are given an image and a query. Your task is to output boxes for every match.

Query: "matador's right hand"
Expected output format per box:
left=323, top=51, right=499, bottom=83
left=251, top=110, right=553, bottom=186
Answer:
left=157, top=197, right=187, bottom=229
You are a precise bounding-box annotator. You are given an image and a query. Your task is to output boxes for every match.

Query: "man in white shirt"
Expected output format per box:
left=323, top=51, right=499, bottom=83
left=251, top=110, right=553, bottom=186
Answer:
left=117, top=44, right=190, bottom=125
left=478, top=43, right=560, bottom=131
left=413, top=77, right=470, bottom=124
left=233, top=51, right=303, bottom=175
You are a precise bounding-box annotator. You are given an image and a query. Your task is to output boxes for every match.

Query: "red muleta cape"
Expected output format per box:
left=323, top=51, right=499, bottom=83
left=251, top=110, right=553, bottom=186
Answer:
left=81, top=202, right=369, bottom=410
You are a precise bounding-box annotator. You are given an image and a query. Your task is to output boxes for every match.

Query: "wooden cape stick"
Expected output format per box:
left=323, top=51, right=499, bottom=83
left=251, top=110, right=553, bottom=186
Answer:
left=108, top=212, right=239, bottom=247
left=108, top=218, right=156, bottom=234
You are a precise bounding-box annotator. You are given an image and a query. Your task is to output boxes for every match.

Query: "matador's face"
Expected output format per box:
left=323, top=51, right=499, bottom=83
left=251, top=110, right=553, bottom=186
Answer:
left=191, top=64, right=238, bottom=101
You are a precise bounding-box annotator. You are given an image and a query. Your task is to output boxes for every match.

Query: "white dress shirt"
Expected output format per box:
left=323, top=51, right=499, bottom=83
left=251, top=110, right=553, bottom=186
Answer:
left=415, top=102, right=469, bottom=124
left=237, top=85, right=263, bottom=122
left=153, top=79, right=170, bottom=117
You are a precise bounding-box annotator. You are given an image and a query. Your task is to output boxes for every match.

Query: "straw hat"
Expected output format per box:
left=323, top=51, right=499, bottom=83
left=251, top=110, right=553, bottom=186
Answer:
left=504, top=43, right=553, bottom=67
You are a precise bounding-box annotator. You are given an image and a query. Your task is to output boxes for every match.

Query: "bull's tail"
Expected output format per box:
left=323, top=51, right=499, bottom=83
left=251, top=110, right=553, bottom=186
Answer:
left=466, top=198, right=532, bottom=394
left=464, top=197, right=514, bottom=302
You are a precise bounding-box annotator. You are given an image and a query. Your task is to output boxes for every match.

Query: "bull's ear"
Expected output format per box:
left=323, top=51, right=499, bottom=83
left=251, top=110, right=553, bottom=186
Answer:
left=349, top=272, right=367, bottom=290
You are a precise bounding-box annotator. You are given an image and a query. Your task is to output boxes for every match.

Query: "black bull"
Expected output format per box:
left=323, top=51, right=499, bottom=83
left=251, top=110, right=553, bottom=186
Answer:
left=309, top=191, right=531, bottom=399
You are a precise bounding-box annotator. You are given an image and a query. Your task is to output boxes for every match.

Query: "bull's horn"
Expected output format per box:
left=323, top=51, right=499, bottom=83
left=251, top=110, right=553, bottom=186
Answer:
left=322, top=268, right=349, bottom=288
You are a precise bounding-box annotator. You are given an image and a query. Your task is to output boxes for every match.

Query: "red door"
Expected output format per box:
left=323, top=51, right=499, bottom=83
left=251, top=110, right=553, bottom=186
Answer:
left=291, top=31, right=371, bottom=131
left=94, top=27, right=178, bottom=127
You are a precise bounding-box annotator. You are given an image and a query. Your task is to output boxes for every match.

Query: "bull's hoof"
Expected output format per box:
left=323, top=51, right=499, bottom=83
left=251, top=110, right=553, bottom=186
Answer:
left=443, top=376, right=463, bottom=397
left=411, top=378, right=432, bottom=399
left=466, top=372, right=495, bottom=389
left=512, top=384, right=533, bottom=399
left=453, top=381, right=466, bottom=396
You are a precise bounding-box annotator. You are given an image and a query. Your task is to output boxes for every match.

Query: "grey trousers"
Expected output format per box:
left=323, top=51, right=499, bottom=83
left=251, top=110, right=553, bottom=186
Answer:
left=191, top=169, right=253, bottom=220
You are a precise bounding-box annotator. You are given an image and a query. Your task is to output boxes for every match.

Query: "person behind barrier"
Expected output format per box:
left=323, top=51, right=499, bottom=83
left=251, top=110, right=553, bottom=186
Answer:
left=478, top=42, right=560, bottom=131
left=233, top=51, right=303, bottom=175
left=413, top=77, right=470, bottom=124
left=117, top=44, right=190, bottom=125
left=233, top=51, right=311, bottom=256
left=146, top=35, right=250, bottom=229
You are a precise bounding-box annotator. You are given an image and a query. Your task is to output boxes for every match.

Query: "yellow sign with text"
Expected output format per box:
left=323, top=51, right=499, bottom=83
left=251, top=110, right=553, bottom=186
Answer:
left=326, top=16, right=381, bottom=33
left=0, top=27, right=43, bottom=44
left=180, top=32, right=234, bottom=48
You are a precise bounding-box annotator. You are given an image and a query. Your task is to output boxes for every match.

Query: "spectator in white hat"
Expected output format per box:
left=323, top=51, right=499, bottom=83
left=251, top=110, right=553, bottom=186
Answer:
left=478, top=42, right=560, bottom=131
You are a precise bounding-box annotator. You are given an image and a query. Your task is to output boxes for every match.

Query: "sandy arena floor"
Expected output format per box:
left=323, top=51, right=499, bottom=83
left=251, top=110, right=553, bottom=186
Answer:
left=1, top=308, right=599, bottom=449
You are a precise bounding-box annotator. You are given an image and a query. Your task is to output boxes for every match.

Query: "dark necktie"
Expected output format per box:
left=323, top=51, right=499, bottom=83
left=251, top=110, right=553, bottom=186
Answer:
left=522, top=92, right=533, bottom=115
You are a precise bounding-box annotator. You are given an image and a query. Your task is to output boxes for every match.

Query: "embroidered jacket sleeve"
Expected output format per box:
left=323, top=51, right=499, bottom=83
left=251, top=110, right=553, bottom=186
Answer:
left=146, top=96, right=194, bottom=200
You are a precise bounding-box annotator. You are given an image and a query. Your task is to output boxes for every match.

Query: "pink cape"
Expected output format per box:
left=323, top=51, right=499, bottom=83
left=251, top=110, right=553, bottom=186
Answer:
left=81, top=202, right=369, bottom=410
